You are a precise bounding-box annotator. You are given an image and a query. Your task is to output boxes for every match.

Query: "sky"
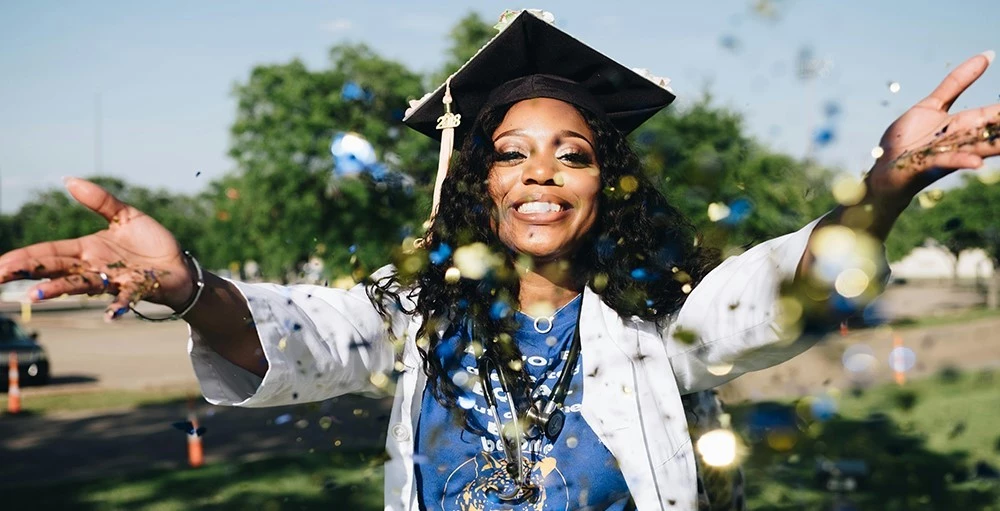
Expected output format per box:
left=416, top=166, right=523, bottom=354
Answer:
left=2, top=0, right=999, bottom=213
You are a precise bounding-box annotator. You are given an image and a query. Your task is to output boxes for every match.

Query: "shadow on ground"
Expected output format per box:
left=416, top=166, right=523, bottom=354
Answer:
left=732, top=401, right=1000, bottom=510
left=2, top=449, right=386, bottom=510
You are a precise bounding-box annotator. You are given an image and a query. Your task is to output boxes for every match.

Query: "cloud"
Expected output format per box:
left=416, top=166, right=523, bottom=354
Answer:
left=320, top=18, right=353, bottom=33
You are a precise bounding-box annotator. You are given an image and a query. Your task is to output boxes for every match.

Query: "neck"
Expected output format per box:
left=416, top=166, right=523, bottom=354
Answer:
left=515, top=257, right=584, bottom=313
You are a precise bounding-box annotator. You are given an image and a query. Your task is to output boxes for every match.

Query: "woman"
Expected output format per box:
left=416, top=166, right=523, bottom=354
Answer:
left=1, top=10, right=998, bottom=511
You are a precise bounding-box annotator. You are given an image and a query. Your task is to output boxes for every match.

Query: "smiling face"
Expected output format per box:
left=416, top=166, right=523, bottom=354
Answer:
left=487, top=98, right=601, bottom=262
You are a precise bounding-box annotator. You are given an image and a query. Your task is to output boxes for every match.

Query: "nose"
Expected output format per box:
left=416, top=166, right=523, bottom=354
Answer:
left=521, top=157, right=560, bottom=186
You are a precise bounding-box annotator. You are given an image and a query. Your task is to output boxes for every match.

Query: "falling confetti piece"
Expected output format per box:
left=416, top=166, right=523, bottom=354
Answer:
left=274, top=413, right=293, bottom=425
left=566, top=436, right=579, bottom=449
left=696, top=429, right=739, bottom=467
left=888, top=81, right=901, bottom=93
left=917, top=189, right=944, bottom=208
left=871, top=146, right=884, bottom=158
left=444, top=267, right=461, bottom=283
left=707, top=202, right=731, bottom=222
left=888, top=346, right=917, bottom=372
left=831, top=175, right=867, bottom=206
left=20, top=301, right=31, bottom=323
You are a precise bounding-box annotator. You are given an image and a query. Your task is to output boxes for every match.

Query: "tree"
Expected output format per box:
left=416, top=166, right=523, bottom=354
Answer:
left=907, top=175, right=1000, bottom=307
left=222, top=45, right=434, bottom=280
left=432, top=12, right=497, bottom=85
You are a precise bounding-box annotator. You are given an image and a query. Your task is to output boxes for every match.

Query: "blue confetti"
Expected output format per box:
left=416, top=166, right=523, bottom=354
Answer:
left=341, top=82, right=372, bottom=103
left=348, top=245, right=357, bottom=254
left=630, top=268, right=650, bottom=281
left=490, top=300, right=512, bottom=320
left=274, top=413, right=293, bottom=425
left=810, top=396, right=837, bottom=421
left=823, top=101, right=841, bottom=118
left=723, top=198, right=753, bottom=225
left=813, top=127, right=836, bottom=147
left=429, top=244, right=452, bottom=265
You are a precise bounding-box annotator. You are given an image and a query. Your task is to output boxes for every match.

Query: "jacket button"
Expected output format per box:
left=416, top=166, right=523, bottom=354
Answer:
left=390, top=423, right=411, bottom=442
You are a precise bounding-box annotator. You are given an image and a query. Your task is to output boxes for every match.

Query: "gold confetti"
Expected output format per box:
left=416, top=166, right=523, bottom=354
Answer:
left=888, top=81, right=901, bottom=93
left=277, top=337, right=287, bottom=351
left=707, top=202, right=730, bottom=222
left=20, top=301, right=31, bottom=323
left=831, top=175, right=867, bottom=206
left=444, top=267, right=461, bottom=283
left=871, top=146, right=884, bottom=158
left=696, top=429, right=739, bottom=467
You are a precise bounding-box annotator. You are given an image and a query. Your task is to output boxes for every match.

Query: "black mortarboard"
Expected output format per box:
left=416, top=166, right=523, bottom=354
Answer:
left=402, top=9, right=676, bottom=218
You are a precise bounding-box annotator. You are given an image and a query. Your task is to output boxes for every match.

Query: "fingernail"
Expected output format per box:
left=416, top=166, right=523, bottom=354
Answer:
left=982, top=50, right=996, bottom=64
left=62, top=176, right=74, bottom=186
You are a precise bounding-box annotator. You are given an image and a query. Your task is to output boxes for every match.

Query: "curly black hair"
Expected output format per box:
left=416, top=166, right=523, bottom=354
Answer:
left=369, top=101, right=719, bottom=428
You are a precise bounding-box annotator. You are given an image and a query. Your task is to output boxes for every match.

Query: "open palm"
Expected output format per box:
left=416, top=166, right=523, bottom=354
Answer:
left=0, top=178, right=193, bottom=319
left=869, top=51, right=1000, bottom=207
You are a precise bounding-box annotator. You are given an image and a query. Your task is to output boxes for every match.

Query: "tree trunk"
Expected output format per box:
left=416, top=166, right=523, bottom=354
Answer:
left=988, top=272, right=999, bottom=310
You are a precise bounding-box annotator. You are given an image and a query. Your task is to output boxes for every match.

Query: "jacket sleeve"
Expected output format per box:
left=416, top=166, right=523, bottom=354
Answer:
left=662, top=217, right=886, bottom=394
left=187, top=266, right=407, bottom=407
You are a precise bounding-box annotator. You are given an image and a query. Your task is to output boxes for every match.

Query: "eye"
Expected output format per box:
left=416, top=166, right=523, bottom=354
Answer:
left=558, top=152, right=594, bottom=166
left=495, top=150, right=526, bottom=162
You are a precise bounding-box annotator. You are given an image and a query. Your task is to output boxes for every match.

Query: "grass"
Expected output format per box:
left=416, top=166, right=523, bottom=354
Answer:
left=886, top=305, right=1000, bottom=330
left=2, top=387, right=199, bottom=415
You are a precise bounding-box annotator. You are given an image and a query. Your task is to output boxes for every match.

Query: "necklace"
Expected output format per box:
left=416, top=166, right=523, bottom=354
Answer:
left=519, top=294, right=581, bottom=334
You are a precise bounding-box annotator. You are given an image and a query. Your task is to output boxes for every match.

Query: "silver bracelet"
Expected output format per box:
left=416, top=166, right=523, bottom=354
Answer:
left=131, top=251, right=205, bottom=322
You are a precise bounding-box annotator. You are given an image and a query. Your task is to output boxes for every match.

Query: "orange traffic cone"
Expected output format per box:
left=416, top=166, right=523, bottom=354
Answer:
left=7, top=351, right=21, bottom=415
left=892, top=333, right=906, bottom=386
left=187, top=402, right=204, bottom=468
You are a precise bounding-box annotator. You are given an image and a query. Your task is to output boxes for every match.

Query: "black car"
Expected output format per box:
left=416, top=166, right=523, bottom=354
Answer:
left=0, top=314, right=50, bottom=389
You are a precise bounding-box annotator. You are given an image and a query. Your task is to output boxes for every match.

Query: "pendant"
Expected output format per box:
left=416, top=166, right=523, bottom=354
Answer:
left=533, top=316, right=553, bottom=334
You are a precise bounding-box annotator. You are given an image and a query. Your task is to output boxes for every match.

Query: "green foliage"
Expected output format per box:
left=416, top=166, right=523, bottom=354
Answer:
left=886, top=176, right=1000, bottom=265
left=220, top=44, right=434, bottom=279
left=632, top=99, right=836, bottom=252
left=432, top=12, right=496, bottom=85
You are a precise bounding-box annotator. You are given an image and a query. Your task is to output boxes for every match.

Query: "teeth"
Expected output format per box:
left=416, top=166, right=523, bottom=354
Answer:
left=517, top=202, right=562, bottom=214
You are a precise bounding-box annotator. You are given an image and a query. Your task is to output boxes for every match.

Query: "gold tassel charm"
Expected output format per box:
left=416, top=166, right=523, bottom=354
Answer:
left=432, top=79, right=461, bottom=219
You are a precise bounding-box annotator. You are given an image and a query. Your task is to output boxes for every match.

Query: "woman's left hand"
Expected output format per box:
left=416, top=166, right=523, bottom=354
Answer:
left=866, top=51, right=999, bottom=214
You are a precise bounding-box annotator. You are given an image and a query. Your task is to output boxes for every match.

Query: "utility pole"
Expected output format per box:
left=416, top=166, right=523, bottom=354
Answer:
left=95, top=93, right=102, bottom=174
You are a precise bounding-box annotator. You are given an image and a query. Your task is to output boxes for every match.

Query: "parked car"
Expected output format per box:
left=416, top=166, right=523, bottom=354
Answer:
left=0, top=314, right=50, bottom=388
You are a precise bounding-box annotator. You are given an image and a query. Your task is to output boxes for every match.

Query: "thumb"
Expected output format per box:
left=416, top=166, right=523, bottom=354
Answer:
left=63, top=177, right=131, bottom=223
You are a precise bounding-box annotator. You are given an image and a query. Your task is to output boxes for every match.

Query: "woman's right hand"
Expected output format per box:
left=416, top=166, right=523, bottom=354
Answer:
left=0, top=177, right=195, bottom=321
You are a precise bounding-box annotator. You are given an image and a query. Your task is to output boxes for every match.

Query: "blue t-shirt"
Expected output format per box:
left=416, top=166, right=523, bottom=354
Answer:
left=414, top=296, right=633, bottom=510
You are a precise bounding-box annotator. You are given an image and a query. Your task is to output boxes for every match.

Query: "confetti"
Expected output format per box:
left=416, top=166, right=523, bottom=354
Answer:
left=696, top=429, right=739, bottom=467
left=871, top=146, right=884, bottom=158
left=274, top=413, right=293, bottom=425
left=888, top=346, right=917, bottom=372
left=707, top=202, right=731, bottom=222
left=888, top=81, right=901, bottom=94
left=330, top=132, right=377, bottom=177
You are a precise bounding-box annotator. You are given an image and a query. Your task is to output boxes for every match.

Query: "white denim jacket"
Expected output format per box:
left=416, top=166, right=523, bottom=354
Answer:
left=189, top=219, right=828, bottom=511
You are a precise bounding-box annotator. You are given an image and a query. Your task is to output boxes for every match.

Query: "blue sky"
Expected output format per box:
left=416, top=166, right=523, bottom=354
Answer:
left=2, top=0, right=998, bottom=213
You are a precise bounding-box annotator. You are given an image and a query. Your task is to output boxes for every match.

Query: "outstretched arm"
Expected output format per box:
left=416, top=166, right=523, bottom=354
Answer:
left=667, top=52, right=1000, bottom=393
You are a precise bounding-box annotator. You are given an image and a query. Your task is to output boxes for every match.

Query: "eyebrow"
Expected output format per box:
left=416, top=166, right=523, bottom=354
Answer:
left=492, top=129, right=595, bottom=149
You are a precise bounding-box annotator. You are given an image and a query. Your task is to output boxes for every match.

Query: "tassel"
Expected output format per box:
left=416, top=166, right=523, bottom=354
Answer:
left=431, top=79, right=461, bottom=219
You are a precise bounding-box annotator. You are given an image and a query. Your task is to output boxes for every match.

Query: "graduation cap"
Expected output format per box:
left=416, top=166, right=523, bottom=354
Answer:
left=402, top=9, right=677, bottom=219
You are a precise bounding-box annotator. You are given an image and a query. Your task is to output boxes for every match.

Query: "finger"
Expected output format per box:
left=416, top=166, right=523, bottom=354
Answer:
left=29, top=274, right=111, bottom=302
left=920, top=51, right=994, bottom=112
left=104, top=284, right=140, bottom=322
left=0, top=251, right=87, bottom=282
left=926, top=151, right=984, bottom=171
left=64, top=177, right=132, bottom=224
